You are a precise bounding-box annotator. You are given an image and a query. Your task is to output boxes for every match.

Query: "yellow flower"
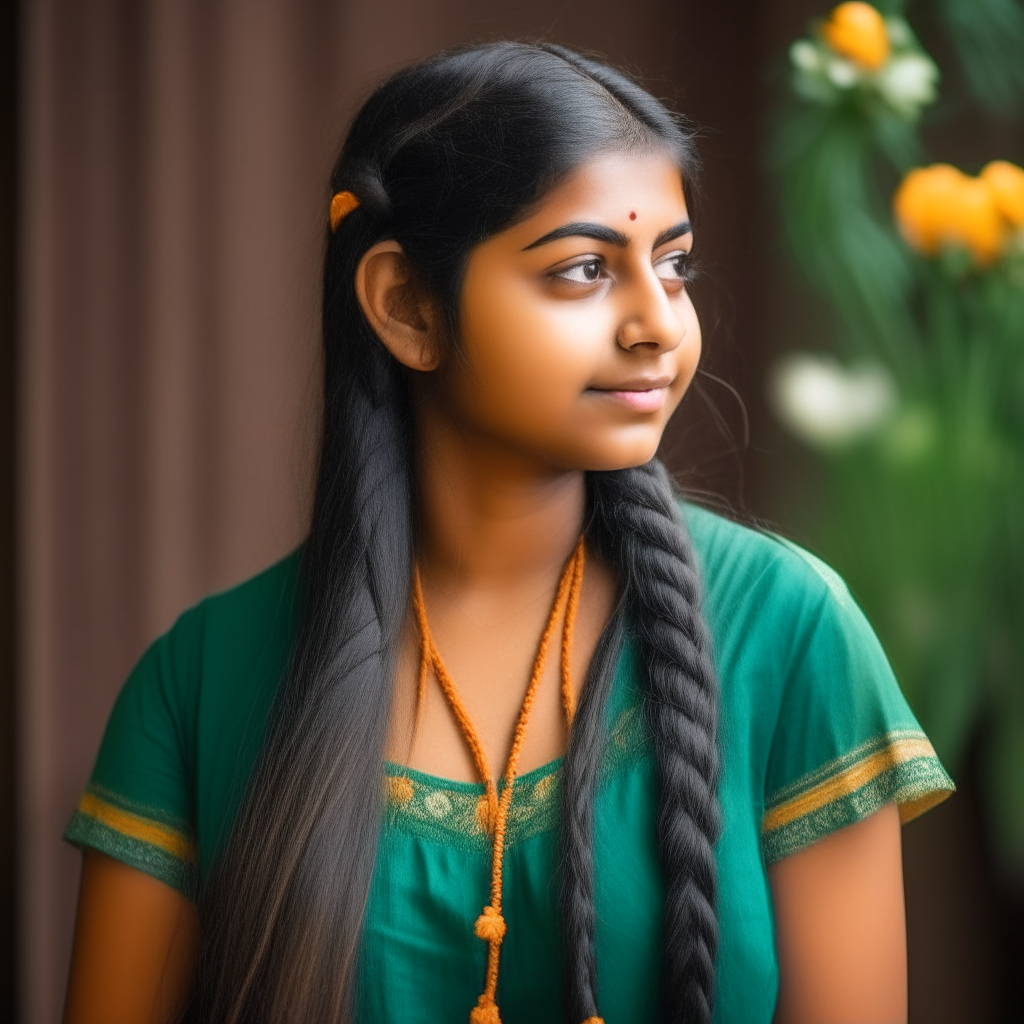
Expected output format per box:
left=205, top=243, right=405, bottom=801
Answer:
left=894, top=165, right=967, bottom=255
left=952, top=176, right=1006, bottom=265
left=981, top=160, right=1024, bottom=229
left=823, top=3, right=890, bottom=70
left=894, top=164, right=1006, bottom=266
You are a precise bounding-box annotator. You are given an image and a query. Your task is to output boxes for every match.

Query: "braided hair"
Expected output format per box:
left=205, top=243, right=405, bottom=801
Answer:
left=187, top=41, right=719, bottom=1024
left=568, top=464, right=719, bottom=1024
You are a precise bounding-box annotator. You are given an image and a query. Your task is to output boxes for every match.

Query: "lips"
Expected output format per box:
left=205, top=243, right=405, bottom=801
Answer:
left=587, top=376, right=674, bottom=412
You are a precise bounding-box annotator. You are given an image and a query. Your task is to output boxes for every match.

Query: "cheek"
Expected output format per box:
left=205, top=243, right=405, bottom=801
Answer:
left=675, top=299, right=702, bottom=391
left=458, top=278, right=606, bottom=421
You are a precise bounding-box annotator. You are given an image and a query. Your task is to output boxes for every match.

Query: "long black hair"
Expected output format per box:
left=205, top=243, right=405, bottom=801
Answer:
left=187, top=41, right=720, bottom=1024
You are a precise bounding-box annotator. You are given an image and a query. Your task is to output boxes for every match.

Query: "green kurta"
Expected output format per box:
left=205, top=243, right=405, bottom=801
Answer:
left=65, top=504, right=953, bottom=1023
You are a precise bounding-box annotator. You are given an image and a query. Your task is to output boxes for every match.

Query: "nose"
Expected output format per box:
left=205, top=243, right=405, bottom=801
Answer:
left=615, top=268, right=685, bottom=353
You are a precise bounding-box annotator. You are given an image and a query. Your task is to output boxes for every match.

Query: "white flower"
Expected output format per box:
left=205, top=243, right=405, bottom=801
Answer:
left=876, top=53, right=939, bottom=118
left=787, top=15, right=938, bottom=121
left=790, top=40, right=840, bottom=103
left=826, top=56, right=861, bottom=89
left=769, top=353, right=897, bottom=449
left=790, top=39, right=823, bottom=74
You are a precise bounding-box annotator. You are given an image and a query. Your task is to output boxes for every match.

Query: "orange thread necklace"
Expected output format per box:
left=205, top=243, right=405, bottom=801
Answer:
left=410, top=538, right=599, bottom=1024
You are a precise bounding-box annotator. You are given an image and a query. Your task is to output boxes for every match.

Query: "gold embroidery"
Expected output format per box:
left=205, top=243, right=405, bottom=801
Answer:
left=532, top=774, right=556, bottom=804
left=762, top=733, right=942, bottom=834
left=77, top=791, right=197, bottom=863
left=383, top=698, right=648, bottom=848
left=896, top=788, right=952, bottom=825
left=387, top=775, right=414, bottom=806
left=424, top=791, right=453, bottom=818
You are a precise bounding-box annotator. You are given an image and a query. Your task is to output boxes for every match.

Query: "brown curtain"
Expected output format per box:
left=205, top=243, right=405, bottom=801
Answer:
left=21, top=0, right=760, bottom=1016
left=20, top=2, right=334, bottom=1017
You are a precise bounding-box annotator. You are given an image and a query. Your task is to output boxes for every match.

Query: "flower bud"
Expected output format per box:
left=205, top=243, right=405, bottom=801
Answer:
left=894, top=165, right=967, bottom=256
left=822, top=2, right=890, bottom=70
left=951, top=176, right=1005, bottom=265
left=981, top=161, right=1024, bottom=229
left=895, top=164, right=1009, bottom=266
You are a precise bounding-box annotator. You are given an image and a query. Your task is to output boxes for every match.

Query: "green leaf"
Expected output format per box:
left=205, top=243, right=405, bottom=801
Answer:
left=933, top=0, right=1024, bottom=116
left=770, top=104, right=921, bottom=367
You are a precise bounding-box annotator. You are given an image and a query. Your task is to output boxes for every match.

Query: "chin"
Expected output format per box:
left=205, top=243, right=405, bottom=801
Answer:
left=576, top=435, right=663, bottom=473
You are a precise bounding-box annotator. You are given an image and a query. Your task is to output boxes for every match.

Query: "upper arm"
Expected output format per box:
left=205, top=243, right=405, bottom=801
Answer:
left=768, top=803, right=906, bottom=1024
left=759, top=551, right=953, bottom=866
left=63, top=850, right=199, bottom=1024
left=63, top=616, right=203, bottom=1021
left=65, top=620, right=202, bottom=895
left=750, top=551, right=935, bottom=1022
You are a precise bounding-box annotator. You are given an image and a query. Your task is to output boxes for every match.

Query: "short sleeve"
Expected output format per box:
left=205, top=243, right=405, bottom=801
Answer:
left=63, top=607, right=203, bottom=897
left=759, top=540, right=955, bottom=864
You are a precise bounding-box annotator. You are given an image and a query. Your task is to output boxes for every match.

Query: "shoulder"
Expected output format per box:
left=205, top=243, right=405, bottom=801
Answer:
left=153, top=548, right=302, bottom=684
left=173, top=547, right=304, bottom=647
left=682, top=502, right=847, bottom=600
left=67, top=549, right=306, bottom=893
left=680, top=502, right=857, bottom=663
left=678, top=502, right=918, bottom=766
left=106, top=548, right=304, bottom=778
left=680, top=505, right=955, bottom=861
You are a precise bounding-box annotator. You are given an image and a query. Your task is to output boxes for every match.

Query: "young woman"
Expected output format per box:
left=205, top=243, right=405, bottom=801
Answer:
left=62, top=41, right=953, bottom=1024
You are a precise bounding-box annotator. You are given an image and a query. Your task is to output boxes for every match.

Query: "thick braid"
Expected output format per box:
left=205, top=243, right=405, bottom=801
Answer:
left=560, top=464, right=719, bottom=1024
left=604, top=460, right=719, bottom=1024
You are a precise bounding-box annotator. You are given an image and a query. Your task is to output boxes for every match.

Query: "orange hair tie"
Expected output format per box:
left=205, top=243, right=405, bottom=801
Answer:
left=329, top=190, right=360, bottom=231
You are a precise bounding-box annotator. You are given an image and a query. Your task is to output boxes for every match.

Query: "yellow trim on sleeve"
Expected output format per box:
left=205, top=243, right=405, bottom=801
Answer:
left=762, top=735, right=938, bottom=834
left=77, top=791, right=197, bottom=863
left=894, top=787, right=952, bottom=825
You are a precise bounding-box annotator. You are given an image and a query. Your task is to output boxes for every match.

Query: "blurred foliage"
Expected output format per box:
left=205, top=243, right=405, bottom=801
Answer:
left=769, top=1, right=1024, bottom=869
left=935, top=0, right=1024, bottom=117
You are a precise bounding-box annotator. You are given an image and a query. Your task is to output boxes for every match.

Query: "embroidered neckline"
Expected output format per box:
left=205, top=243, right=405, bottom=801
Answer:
left=382, top=697, right=649, bottom=850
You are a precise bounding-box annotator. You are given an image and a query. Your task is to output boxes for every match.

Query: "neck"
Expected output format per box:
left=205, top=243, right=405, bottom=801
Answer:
left=414, top=405, right=585, bottom=591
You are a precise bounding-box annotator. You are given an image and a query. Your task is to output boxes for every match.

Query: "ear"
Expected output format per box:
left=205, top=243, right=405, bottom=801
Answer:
left=355, top=241, right=442, bottom=372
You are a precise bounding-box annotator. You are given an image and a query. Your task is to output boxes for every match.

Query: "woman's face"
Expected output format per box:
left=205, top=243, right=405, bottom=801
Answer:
left=435, top=149, right=700, bottom=472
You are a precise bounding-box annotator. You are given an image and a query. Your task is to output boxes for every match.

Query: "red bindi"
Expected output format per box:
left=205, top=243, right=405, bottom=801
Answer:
left=629, top=211, right=637, bottom=220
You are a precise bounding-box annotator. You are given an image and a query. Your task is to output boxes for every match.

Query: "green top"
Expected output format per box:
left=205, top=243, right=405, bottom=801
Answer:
left=65, top=505, right=953, bottom=1024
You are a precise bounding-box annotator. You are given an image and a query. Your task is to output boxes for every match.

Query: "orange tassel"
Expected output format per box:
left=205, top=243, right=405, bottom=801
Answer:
left=581, top=1018, right=605, bottom=1024
left=474, top=906, right=507, bottom=942
left=469, top=996, right=501, bottom=1024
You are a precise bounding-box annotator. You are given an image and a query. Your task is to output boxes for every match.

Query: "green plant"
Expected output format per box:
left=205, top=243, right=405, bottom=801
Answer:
left=769, top=0, right=1024, bottom=867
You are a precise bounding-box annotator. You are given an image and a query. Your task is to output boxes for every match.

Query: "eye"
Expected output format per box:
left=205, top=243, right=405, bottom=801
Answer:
left=653, top=249, right=693, bottom=284
left=552, top=258, right=604, bottom=285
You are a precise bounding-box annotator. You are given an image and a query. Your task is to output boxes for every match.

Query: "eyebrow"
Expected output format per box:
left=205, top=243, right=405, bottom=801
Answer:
left=522, top=219, right=693, bottom=251
left=653, top=220, right=693, bottom=249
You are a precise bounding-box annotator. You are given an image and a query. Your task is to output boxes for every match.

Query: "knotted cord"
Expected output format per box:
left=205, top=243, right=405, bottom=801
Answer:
left=410, top=538, right=592, bottom=1024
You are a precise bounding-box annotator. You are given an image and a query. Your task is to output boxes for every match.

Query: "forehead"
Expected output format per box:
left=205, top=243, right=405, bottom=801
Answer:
left=528, top=150, right=688, bottom=224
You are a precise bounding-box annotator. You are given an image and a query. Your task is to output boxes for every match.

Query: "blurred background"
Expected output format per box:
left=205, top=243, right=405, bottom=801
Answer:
left=1, top=0, right=1022, bottom=1021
